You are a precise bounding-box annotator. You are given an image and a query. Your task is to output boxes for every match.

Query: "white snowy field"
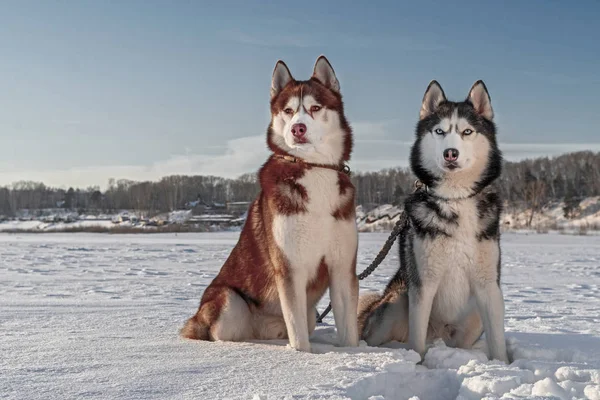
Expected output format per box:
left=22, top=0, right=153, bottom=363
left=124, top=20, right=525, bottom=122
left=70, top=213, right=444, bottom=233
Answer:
left=1, top=233, right=600, bottom=400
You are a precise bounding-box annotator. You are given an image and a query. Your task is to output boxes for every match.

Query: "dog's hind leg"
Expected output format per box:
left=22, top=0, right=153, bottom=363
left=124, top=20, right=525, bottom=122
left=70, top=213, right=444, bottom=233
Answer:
left=357, top=291, right=382, bottom=335
left=253, top=314, right=288, bottom=340
left=360, top=291, right=409, bottom=346
left=182, top=287, right=253, bottom=342
left=181, top=286, right=226, bottom=340
left=180, top=314, right=210, bottom=340
left=447, top=308, right=483, bottom=349
left=210, top=289, right=253, bottom=341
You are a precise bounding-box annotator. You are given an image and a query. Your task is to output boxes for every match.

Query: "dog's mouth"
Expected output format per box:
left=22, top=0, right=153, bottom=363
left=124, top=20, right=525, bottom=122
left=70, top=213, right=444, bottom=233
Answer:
left=444, top=162, right=460, bottom=171
left=293, top=137, right=310, bottom=145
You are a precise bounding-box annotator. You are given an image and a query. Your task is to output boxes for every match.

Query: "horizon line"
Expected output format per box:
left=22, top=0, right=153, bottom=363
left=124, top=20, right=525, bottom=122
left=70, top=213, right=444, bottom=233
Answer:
left=2, top=148, right=598, bottom=191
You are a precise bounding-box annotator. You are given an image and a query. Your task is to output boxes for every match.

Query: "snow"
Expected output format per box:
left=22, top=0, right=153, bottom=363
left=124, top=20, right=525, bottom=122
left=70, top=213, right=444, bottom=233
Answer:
left=356, top=205, right=403, bottom=232
left=168, top=209, right=192, bottom=223
left=356, top=198, right=600, bottom=234
left=0, top=209, right=244, bottom=232
left=1, top=232, right=599, bottom=399
left=0, top=219, right=115, bottom=232
left=4, top=197, right=600, bottom=234
left=503, top=196, right=600, bottom=232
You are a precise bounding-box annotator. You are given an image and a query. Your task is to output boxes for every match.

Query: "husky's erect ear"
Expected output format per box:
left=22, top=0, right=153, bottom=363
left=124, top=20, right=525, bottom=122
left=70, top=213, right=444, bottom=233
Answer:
left=467, top=80, right=494, bottom=120
left=420, top=80, right=446, bottom=120
left=312, top=55, right=340, bottom=93
left=271, top=60, right=294, bottom=98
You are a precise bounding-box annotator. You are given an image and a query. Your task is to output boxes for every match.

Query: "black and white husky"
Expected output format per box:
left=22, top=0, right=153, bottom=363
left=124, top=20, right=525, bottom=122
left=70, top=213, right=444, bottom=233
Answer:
left=357, top=80, right=509, bottom=363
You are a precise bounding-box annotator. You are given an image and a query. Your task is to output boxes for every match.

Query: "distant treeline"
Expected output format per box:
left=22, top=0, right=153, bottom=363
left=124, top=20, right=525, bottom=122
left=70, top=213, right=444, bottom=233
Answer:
left=1, top=151, right=599, bottom=217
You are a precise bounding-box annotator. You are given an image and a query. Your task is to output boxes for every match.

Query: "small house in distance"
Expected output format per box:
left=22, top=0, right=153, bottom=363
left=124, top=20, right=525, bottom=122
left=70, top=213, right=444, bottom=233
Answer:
left=226, top=201, right=251, bottom=216
left=186, top=199, right=228, bottom=216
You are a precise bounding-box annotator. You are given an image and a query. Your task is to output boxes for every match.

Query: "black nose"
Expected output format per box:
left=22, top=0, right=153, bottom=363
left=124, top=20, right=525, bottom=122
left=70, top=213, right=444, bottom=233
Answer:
left=443, top=148, right=459, bottom=162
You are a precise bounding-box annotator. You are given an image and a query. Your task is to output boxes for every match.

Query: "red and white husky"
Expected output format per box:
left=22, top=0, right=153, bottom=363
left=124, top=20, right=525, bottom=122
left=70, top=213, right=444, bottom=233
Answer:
left=181, top=56, right=359, bottom=352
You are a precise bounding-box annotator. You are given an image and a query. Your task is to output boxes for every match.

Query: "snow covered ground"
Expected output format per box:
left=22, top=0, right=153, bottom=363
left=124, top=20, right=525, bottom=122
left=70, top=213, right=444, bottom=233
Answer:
left=356, top=198, right=600, bottom=234
left=504, top=196, right=600, bottom=232
left=0, top=219, right=116, bottom=232
left=1, top=232, right=599, bottom=399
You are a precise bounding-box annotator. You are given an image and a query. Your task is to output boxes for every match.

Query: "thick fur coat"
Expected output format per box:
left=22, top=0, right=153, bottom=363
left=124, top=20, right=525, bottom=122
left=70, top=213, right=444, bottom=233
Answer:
left=358, top=80, right=509, bottom=363
left=181, top=56, right=359, bottom=352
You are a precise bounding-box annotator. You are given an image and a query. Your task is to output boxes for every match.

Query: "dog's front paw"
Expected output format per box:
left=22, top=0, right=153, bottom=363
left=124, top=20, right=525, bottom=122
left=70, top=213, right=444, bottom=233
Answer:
left=491, top=351, right=510, bottom=364
left=408, top=343, right=430, bottom=365
left=416, top=351, right=427, bottom=365
left=288, top=342, right=312, bottom=353
left=338, top=336, right=359, bottom=348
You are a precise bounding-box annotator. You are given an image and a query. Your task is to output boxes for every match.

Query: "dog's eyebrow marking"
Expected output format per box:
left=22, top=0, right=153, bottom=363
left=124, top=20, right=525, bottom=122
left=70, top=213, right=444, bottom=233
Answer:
left=300, top=89, right=316, bottom=119
left=303, top=104, right=313, bottom=119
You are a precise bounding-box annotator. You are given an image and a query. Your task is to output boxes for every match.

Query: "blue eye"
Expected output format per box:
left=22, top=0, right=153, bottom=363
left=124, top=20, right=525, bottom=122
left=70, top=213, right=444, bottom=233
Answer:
left=463, top=129, right=473, bottom=135
left=434, top=128, right=444, bottom=135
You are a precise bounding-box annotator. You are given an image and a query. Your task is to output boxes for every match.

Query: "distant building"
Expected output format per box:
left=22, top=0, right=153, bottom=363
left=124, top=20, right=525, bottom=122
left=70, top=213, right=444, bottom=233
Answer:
left=185, top=199, right=201, bottom=208
left=185, top=198, right=229, bottom=216
left=189, top=204, right=212, bottom=216
left=226, top=201, right=251, bottom=216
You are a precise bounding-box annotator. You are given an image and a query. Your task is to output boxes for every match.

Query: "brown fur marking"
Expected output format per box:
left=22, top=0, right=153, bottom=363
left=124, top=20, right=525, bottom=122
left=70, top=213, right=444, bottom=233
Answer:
left=268, top=79, right=352, bottom=164
left=332, top=173, right=355, bottom=220
left=182, top=59, right=355, bottom=344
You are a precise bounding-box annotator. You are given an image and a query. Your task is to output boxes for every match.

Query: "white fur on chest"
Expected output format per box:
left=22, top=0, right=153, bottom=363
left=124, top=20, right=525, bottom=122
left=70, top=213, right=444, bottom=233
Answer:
left=300, top=169, right=349, bottom=214
left=416, top=198, right=479, bottom=266
left=272, top=169, right=357, bottom=278
left=413, top=198, right=487, bottom=322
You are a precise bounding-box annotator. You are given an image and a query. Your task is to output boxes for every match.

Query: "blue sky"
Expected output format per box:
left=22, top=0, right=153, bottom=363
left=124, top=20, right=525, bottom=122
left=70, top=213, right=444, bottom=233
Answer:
left=0, top=0, right=599, bottom=188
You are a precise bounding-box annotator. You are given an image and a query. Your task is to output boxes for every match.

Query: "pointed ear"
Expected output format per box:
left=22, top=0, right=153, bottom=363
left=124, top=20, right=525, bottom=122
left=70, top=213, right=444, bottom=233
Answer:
left=420, top=80, right=447, bottom=120
left=312, top=55, right=340, bottom=93
left=271, top=60, right=293, bottom=98
left=467, top=80, right=494, bottom=120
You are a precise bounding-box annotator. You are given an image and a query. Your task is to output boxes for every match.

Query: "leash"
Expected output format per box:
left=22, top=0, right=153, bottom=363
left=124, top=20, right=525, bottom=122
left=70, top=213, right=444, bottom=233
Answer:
left=316, top=180, right=424, bottom=323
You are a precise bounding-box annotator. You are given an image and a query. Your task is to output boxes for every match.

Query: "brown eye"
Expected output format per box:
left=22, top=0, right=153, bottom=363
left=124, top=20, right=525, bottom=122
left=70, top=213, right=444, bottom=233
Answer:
left=463, top=129, right=473, bottom=135
left=283, top=108, right=294, bottom=115
left=310, top=105, right=322, bottom=113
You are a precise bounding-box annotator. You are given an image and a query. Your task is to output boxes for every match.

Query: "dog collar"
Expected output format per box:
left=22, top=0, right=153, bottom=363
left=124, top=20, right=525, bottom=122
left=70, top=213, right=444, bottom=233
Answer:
left=414, top=180, right=479, bottom=200
left=274, top=154, right=351, bottom=176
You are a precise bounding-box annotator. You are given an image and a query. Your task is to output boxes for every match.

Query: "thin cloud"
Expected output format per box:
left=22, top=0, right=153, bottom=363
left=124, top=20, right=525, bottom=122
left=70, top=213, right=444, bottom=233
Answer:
left=0, top=135, right=269, bottom=189
left=1, top=132, right=598, bottom=189
left=352, top=120, right=405, bottom=138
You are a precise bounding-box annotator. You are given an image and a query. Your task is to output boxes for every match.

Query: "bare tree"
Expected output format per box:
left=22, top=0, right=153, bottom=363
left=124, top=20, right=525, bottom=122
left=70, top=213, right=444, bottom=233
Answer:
left=0, top=151, right=598, bottom=217
left=524, top=178, right=547, bottom=227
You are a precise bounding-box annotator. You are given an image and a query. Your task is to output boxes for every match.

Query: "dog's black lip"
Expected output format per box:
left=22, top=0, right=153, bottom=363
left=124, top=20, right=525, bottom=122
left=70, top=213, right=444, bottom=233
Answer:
left=445, top=163, right=459, bottom=170
left=293, top=138, right=309, bottom=145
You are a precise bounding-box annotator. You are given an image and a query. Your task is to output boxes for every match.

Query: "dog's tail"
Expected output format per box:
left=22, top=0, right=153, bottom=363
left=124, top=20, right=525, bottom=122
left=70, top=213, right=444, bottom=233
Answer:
left=357, top=282, right=411, bottom=346
left=357, top=291, right=383, bottom=336
left=180, top=315, right=210, bottom=340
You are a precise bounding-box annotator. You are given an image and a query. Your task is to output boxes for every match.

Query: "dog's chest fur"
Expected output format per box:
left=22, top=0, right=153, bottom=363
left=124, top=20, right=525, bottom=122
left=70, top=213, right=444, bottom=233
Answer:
left=272, top=168, right=356, bottom=280
left=406, top=191, right=501, bottom=322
